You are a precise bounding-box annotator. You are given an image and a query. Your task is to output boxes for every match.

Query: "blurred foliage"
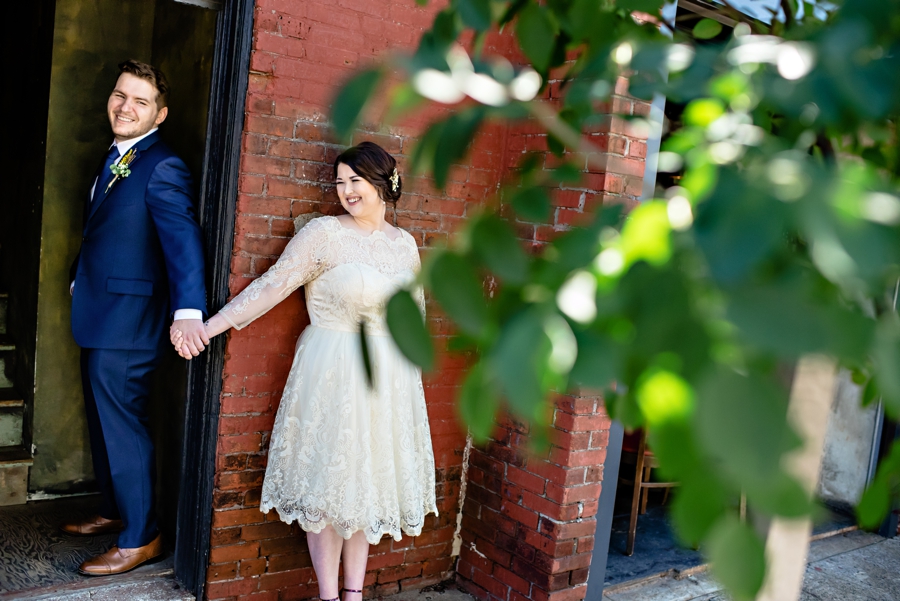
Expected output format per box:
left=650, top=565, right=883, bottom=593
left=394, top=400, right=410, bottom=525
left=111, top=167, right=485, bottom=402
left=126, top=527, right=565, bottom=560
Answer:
left=331, top=0, right=900, bottom=597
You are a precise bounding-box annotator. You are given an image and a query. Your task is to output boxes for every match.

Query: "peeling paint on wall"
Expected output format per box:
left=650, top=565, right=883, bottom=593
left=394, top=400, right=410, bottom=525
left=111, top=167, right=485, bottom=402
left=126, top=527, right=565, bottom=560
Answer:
left=452, top=433, right=473, bottom=557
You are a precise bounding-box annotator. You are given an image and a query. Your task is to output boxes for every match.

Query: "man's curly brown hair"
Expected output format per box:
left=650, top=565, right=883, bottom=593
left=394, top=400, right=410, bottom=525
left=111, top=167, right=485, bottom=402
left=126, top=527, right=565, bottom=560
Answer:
left=117, top=59, right=169, bottom=109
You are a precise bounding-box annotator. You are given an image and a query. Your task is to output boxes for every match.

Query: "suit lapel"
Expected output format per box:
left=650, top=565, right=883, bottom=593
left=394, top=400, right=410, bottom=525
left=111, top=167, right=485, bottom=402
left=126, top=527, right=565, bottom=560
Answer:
left=83, top=159, right=107, bottom=229
left=87, top=132, right=161, bottom=222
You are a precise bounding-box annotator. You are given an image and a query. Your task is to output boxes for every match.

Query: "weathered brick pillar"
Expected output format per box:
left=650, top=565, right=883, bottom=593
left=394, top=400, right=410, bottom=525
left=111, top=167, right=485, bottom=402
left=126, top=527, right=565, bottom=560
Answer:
left=456, top=393, right=610, bottom=601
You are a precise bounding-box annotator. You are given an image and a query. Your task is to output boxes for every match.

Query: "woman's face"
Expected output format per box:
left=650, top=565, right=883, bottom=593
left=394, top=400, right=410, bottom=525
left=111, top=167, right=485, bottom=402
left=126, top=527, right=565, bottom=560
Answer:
left=335, top=163, right=383, bottom=220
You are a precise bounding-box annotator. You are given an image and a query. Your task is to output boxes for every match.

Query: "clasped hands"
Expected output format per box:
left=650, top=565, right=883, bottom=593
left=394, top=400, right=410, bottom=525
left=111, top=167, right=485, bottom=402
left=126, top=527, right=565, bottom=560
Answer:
left=170, top=319, right=209, bottom=360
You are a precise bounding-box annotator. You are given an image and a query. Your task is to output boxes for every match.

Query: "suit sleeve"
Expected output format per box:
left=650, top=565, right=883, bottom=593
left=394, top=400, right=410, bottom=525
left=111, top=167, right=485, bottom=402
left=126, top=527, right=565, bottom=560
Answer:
left=69, top=251, right=80, bottom=284
left=145, top=156, right=208, bottom=317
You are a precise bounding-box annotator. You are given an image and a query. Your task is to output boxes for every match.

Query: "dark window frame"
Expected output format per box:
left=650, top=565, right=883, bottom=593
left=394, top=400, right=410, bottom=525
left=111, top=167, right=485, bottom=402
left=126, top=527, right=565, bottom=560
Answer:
left=174, top=0, right=254, bottom=597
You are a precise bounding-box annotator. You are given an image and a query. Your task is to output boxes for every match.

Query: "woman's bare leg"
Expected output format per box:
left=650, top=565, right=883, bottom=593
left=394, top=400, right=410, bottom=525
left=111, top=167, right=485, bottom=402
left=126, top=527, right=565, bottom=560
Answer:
left=307, top=526, right=344, bottom=599
left=340, top=531, right=369, bottom=600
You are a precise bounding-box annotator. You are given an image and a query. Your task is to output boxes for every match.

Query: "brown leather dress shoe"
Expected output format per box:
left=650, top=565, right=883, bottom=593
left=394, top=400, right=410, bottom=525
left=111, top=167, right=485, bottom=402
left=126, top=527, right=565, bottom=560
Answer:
left=60, top=515, right=124, bottom=536
left=78, top=533, right=163, bottom=576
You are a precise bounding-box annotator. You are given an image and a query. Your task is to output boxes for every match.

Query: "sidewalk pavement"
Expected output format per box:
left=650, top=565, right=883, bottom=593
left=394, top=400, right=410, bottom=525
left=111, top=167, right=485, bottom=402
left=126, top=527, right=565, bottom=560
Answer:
left=602, top=529, right=900, bottom=601
left=10, top=530, right=897, bottom=601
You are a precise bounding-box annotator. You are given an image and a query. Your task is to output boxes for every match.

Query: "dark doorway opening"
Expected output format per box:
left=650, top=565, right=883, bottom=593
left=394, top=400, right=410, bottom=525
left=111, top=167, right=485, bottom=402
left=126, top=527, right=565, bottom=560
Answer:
left=0, top=0, right=252, bottom=598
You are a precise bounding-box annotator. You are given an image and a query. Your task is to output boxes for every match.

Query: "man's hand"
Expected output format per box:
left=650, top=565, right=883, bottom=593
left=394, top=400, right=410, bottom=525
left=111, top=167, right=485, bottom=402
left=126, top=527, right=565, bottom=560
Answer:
left=171, top=318, right=209, bottom=359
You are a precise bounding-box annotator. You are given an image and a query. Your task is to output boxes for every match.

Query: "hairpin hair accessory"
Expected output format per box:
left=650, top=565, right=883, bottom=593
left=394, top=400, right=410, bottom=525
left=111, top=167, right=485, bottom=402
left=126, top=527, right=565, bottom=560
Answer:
left=390, top=168, right=399, bottom=192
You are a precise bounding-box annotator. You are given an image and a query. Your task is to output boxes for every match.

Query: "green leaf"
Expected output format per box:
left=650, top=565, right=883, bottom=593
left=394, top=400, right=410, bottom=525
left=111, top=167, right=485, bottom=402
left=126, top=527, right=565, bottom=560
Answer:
left=416, top=9, right=462, bottom=60
left=411, top=121, right=448, bottom=177
left=499, top=0, right=529, bottom=26
left=331, top=68, right=382, bottom=143
left=386, top=290, right=435, bottom=371
left=512, top=186, right=551, bottom=222
left=707, top=516, right=766, bottom=601
left=551, top=228, right=602, bottom=272
left=873, top=314, right=900, bottom=417
left=858, top=475, right=890, bottom=530
left=683, top=98, right=725, bottom=127
left=434, top=109, right=485, bottom=189
left=709, top=71, right=751, bottom=103
left=569, top=329, right=619, bottom=389
left=620, top=201, right=672, bottom=268
left=693, top=18, right=723, bottom=40
left=516, top=3, right=558, bottom=72
left=696, top=369, right=800, bottom=487
left=616, top=0, right=665, bottom=11
left=459, top=362, right=500, bottom=442
left=566, top=0, right=617, bottom=43
left=862, top=376, right=880, bottom=407
left=747, top=471, right=816, bottom=518
left=671, top=471, right=728, bottom=545
left=490, top=309, right=549, bottom=419
left=607, top=391, right=643, bottom=430
left=693, top=170, right=786, bottom=285
left=726, top=282, right=875, bottom=360
left=386, top=83, right=425, bottom=124
left=636, top=368, right=695, bottom=426
left=471, top=215, right=530, bottom=285
left=358, top=320, right=374, bottom=389
left=858, top=440, right=900, bottom=529
left=552, top=162, right=583, bottom=183
left=547, top=132, right=566, bottom=156
left=455, top=0, right=493, bottom=31
left=430, top=251, right=489, bottom=337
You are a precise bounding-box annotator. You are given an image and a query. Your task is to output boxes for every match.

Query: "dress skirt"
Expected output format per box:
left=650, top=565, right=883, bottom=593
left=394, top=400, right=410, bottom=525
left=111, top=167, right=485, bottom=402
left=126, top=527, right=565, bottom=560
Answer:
left=259, top=324, right=438, bottom=544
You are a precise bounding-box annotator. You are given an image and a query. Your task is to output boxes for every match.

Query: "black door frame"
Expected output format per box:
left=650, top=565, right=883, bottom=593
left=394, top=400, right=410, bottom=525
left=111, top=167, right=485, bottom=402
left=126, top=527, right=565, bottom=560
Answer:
left=174, top=0, right=255, bottom=597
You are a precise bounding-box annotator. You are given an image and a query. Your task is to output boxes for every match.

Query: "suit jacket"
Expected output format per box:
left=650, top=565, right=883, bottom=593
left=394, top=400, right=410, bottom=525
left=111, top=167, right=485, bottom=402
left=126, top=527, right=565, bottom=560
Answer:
left=71, top=131, right=207, bottom=350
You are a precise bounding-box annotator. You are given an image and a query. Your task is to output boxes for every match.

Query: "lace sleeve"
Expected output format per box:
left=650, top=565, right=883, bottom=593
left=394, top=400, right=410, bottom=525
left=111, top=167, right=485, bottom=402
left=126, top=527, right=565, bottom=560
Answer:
left=219, top=218, right=330, bottom=330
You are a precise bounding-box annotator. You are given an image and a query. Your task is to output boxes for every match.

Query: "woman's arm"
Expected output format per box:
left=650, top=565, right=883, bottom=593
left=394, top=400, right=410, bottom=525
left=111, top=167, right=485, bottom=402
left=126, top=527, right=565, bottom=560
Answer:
left=171, top=218, right=330, bottom=359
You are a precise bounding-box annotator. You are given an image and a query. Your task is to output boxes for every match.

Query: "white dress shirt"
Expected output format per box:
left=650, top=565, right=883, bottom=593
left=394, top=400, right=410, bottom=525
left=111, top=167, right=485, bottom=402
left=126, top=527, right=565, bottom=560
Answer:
left=77, top=128, right=202, bottom=322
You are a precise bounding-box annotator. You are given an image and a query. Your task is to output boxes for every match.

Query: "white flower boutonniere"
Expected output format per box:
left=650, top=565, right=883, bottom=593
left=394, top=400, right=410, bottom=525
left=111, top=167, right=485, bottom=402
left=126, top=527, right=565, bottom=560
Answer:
left=105, top=147, right=138, bottom=194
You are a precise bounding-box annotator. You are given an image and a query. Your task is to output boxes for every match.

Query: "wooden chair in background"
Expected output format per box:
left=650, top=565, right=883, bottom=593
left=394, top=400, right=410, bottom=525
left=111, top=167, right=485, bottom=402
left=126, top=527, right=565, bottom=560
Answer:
left=619, top=429, right=678, bottom=556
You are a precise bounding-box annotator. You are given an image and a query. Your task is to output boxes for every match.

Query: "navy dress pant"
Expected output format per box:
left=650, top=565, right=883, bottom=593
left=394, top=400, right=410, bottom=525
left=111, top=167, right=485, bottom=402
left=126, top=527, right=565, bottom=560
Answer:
left=81, top=347, right=162, bottom=549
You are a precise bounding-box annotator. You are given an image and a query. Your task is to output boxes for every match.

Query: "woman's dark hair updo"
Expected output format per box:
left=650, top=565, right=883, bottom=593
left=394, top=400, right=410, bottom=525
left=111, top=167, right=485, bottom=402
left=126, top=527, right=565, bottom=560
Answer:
left=333, top=141, right=402, bottom=203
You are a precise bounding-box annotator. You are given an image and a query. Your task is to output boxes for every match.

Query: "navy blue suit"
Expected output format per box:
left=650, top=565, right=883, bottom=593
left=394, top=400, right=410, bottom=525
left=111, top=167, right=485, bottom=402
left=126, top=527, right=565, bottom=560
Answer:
left=71, top=131, right=206, bottom=548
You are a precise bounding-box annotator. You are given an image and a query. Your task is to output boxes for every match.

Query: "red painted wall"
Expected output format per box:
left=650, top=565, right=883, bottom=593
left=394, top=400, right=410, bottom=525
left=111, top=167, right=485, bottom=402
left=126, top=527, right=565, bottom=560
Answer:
left=205, top=1, right=650, bottom=600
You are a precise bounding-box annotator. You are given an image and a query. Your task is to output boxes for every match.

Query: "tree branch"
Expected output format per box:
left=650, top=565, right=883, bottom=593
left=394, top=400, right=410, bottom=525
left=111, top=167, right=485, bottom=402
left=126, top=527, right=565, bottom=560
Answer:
left=718, top=0, right=767, bottom=34
left=780, top=0, right=795, bottom=29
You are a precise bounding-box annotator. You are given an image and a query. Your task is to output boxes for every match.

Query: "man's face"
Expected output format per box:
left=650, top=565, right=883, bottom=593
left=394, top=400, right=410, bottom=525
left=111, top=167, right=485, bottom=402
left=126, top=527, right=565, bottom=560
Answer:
left=107, top=73, right=168, bottom=142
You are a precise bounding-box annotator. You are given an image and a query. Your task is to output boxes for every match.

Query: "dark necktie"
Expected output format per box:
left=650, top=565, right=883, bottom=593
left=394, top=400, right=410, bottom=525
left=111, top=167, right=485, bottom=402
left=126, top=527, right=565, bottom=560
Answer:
left=94, top=144, right=120, bottom=200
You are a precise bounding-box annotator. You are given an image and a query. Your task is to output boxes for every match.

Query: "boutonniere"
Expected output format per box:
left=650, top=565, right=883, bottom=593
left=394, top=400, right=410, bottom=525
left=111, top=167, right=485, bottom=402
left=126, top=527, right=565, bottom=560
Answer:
left=105, top=147, right=138, bottom=194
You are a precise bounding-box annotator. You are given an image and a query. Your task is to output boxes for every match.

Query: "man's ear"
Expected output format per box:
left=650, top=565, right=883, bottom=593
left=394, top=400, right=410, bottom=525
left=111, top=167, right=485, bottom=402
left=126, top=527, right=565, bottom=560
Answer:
left=154, top=106, right=169, bottom=127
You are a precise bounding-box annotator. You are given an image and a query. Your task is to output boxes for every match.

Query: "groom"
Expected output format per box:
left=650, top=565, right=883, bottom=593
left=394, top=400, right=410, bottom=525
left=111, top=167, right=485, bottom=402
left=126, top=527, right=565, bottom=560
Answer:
left=64, top=60, right=208, bottom=576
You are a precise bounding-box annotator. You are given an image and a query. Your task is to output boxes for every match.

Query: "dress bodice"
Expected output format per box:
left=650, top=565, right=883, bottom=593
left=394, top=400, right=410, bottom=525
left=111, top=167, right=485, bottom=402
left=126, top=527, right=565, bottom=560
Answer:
left=220, top=216, right=423, bottom=334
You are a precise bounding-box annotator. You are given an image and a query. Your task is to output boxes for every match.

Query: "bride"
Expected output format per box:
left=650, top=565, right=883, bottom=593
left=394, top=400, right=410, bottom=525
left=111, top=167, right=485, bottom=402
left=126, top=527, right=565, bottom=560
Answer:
left=172, top=141, right=437, bottom=601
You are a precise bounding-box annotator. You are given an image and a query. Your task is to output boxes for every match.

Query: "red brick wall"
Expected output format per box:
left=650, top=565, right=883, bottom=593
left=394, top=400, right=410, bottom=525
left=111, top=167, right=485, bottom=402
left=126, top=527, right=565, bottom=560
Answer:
left=205, top=1, right=650, bottom=600
left=455, top=396, right=610, bottom=601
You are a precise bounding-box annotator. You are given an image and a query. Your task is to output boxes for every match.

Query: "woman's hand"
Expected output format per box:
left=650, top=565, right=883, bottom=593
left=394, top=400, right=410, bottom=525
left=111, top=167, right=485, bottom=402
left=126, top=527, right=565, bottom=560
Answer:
left=172, top=314, right=230, bottom=359
left=169, top=324, right=193, bottom=360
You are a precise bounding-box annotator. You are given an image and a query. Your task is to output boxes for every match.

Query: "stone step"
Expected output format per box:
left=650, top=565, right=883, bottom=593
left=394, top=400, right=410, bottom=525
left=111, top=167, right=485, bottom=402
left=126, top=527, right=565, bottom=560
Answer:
left=0, top=389, right=24, bottom=448
left=0, top=292, right=7, bottom=335
left=0, top=447, right=33, bottom=507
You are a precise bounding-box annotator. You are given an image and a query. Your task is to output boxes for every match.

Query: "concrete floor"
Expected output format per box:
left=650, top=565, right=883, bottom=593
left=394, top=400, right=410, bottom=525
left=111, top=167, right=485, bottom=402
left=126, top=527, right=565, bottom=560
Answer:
left=601, top=529, right=899, bottom=601
left=2, top=569, right=191, bottom=601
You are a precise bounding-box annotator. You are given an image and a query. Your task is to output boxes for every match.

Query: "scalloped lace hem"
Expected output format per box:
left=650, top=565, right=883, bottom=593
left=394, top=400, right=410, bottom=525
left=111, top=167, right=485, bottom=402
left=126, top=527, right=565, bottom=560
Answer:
left=259, top=501, right=439, bottom=545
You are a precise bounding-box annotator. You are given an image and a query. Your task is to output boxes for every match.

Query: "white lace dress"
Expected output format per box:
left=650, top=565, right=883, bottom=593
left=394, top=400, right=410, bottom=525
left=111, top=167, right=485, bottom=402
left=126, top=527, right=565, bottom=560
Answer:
left=219, top=215, right=437, bottom=543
